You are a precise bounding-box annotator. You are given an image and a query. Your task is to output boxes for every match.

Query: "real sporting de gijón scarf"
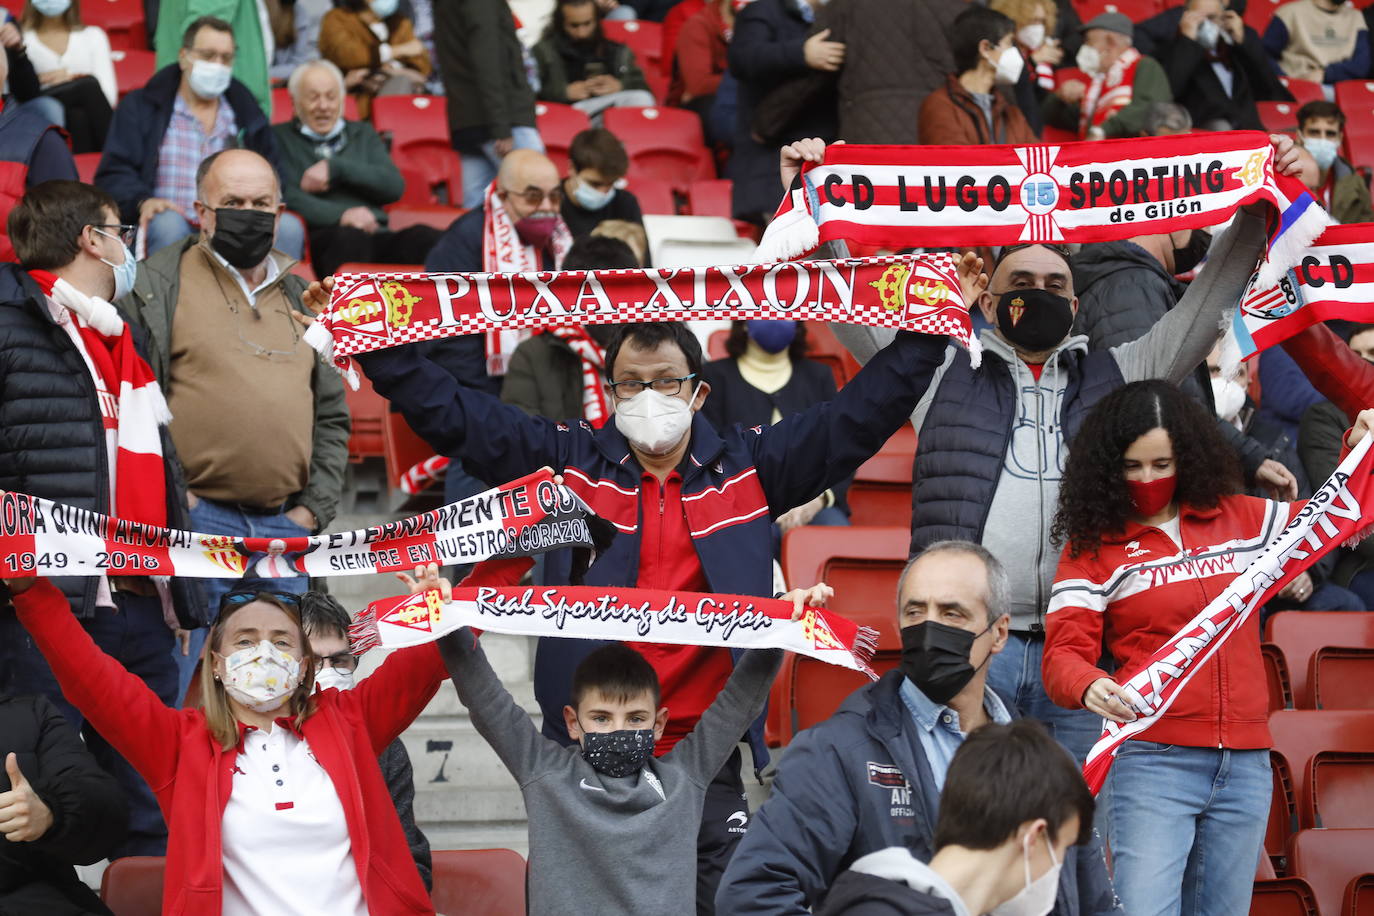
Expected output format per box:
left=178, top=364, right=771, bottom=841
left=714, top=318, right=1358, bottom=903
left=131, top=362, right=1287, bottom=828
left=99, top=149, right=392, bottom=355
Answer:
left=0, top=469, right=594, bottom=578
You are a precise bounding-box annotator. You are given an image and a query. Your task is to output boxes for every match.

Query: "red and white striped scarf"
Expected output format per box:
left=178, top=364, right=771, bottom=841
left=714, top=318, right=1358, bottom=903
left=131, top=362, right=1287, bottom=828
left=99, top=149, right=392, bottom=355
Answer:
left=481, top=180, right=573, bottom=377
left=1080, top=47, right=1141, bottom=137
left=543, top=325, right=609, bottom=427
left=30, top=270, right=169, bottom=530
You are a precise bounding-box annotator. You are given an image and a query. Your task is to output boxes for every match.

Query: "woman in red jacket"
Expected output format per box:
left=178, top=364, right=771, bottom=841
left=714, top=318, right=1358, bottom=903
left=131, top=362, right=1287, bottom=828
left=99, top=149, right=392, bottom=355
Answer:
left=1043, top=379, right=1300, bottom=916
left=5, top=573, right=447, bottom=916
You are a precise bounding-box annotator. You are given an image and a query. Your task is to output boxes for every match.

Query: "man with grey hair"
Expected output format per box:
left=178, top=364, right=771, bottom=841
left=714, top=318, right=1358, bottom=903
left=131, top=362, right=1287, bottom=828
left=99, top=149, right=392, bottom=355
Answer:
left=1141, top=100, right=1192, bottom=135
left=716, top=540, right=1119, bottom=916
left=273, top=60, right=442, bottom=277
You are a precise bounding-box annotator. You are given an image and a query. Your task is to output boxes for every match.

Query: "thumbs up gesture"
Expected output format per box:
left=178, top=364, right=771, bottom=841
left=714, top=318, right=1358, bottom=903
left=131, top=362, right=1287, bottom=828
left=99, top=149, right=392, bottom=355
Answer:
left=0, top=752, right=53, bottom=842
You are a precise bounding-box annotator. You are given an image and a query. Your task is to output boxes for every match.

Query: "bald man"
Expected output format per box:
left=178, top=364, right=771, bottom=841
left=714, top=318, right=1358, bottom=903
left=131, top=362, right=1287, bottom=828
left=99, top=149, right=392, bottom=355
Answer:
left=118, top=147, right=350, bottom=698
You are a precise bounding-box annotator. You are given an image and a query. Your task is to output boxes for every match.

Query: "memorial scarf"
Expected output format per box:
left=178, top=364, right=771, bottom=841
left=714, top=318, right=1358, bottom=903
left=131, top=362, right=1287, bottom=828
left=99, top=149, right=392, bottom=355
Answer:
left=0, top=469, right=595, bottom=579
left=1079, top=435, right=1374, bottom=794
left=1224, top=222, right=1374, bottom=367
left=754, top=133, right=1329, bottom=289
left=303, top=255, right=976, bottom=385
left=350, top=583, right=881, bottom=678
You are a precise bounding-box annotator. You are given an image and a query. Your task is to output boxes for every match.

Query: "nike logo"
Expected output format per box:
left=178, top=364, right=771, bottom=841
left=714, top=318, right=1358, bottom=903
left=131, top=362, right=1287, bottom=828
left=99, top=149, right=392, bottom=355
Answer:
left=579, top=778, right=606, bottom=792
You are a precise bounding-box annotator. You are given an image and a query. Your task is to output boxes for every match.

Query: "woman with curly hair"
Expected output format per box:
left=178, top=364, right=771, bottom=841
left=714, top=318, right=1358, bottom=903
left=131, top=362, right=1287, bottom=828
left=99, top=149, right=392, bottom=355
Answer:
left=1041, top=378, right=1374, bottom=916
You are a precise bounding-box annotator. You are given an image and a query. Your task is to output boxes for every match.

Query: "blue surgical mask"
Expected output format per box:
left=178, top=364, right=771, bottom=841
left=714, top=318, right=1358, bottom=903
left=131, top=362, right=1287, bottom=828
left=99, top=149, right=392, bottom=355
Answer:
left=31, top=0, right=71, bottom=17
left=370, top=0, right=399, bottom=18
left=746, top=319, right=797, bottom=354
left=1304, top=136, right=1339, bottom=171
left=299, top=118, right=345, bottom=142
left=187, top=59, right=232, bottom=100
left=572, top=178, right=616, bottom=211
left=95, top=229, right=137, bottom=301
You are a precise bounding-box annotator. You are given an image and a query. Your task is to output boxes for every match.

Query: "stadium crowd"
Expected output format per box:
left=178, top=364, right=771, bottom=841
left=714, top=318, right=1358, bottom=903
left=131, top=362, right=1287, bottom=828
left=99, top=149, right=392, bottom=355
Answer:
left=0, top=0, right=1372, bottom=912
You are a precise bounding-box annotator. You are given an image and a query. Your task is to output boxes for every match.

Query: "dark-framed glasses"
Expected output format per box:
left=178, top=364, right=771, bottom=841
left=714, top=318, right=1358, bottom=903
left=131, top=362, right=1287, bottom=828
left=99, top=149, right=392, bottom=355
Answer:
left=608, top=373, right=696, bottom=400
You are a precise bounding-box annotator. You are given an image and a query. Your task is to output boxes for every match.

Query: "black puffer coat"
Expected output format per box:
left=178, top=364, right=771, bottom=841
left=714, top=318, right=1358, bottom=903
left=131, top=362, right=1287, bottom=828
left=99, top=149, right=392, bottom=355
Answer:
left=0, top=264, right=204, bottom=625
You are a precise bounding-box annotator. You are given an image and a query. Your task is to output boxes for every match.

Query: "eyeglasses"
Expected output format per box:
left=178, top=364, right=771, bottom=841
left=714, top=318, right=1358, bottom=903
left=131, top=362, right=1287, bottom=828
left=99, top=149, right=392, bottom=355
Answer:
left=93, top=224, right=137, bottom=246
left=217, top=588, right=303, bottom=620
left=314, top=652, right=358, bottom=672
left=503, top=186, right=564, bottom=207
left=608, top=373, right=696, bottom=400
left=187, top=47, right=235, bottom=65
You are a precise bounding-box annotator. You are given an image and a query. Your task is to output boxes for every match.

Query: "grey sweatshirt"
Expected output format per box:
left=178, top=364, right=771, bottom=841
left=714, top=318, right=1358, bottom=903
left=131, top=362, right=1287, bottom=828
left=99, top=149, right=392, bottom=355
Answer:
left=831, top=208, right=1267, bottom=629
left=438, top=630, right=783, bottom=916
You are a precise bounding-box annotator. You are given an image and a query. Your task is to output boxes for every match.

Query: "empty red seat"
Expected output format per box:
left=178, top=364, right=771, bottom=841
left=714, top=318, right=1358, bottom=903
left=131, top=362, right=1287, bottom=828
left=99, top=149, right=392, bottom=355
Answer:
left=625, top=176, right=677, bottom=215
left=74, top=152, right=101, bottom=184
left=688, top=179, right=732, bottom=218
left=1264, top=612, right=1374, bottom=708
left=781, top=525, right=909, bottom=650
left=100, top=855, right=165, bottom=915
left=371, top=94, right=447, bottom=149
left=779, top=651, right=900, bottom=741
left=1258, top=101, right=1302, bottom=134
left=1334, top=81, right=1374, bottom=125
left=603, top=19, right=664, bottom=77
left=603, top=106, right=713, bottom=190
left=1288, top=828, right=1374, bottom=916
left=1072, top=0, right=1161, bottom=23
left=384, top=409, right=438, bottom=494
left=1311, top=647, right=1374, bottom=710
left=1269, top=710, right=1374, bottom=830
left=430, top=849, right=527, bottom=916
left=388, top=145, right=464, bottom=207
left=1280, top=77, right=1327, bottom=106
left=536, top=102, right=592, bottom=175
left=111, top=49, right=155, bottom=98
left=384, top=204, right=465, bottom=233
left=1346, top=874, right=1374, bottom=916
left=1307, top=751, right=1374, bottom=829
left=1252, top=853, right=1321, bottom=916
left=84, top=0, right=147, bottom=50
left=1267, top=750, right=1299, bottom=864
left=849, top=426, right=916, bottom=529
left=1263, top=642, right=1294, bottom=711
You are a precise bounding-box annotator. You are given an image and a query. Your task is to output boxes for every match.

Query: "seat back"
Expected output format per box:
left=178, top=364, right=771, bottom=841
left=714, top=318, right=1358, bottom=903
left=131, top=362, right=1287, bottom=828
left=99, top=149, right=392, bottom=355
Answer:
left=84, top=0, right=147, bottom=49
left=333, top=333, right=390, bottom=461
left=1265, top=613, right=1374, bottom=708
left=688, top=179, right=732, bottom=218
left=781, top=526, right=910, bottom=651
left=111, top=49, right=156, bottom=98
left=1311, top=647, right=1374, bottom=710
left=625, top=176, right=678, bottom=216
left=1250, top=877, right=1321, bottom=916
left=849, top=427, right=916, bottom=529
left=1308, top=751, right=1374, bottom=829
left=603, top=106, right=712, bottom=190
left=1257, top=101, right=1301, bottom=135
left=1288, top=828, right=1374, bottom=916
left=74, top=152, right=101, bottom=184
left=1346, top=873, right=1374, bottom=916
left=385, top=205, right=466, bottom=233
left=1263, top=642, right=1294, bottom=712
left=390, top=143, right=464, bottom=207
left=535, top=102, right=592, bottom=174
left=384, top=410, right=438, bottom=494
left=1269, top=710, right=1374, bottom=830
left=372, top=94, right=448, bottom=150
left=100, top=856, right=166, bottom=915
left=1267, top=750, right=1299, bottom=863
left=791, top=652, right=899, bottom=736
left=429, top=848, right=527, bottom=916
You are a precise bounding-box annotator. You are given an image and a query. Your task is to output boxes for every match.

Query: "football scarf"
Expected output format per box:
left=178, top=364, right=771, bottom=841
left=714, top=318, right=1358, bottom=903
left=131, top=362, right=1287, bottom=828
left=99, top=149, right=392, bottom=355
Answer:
left=302, top=255, right=976, bottom=385
left=1080, top=47, right=1141, bottom=136
left=350, top=583, right=880, bottom=678
left=0, top=469, right=594, bottom=578
left=754, top=133, right=1329, bottom=287
left=1078, top=434, right=1374, bottom=794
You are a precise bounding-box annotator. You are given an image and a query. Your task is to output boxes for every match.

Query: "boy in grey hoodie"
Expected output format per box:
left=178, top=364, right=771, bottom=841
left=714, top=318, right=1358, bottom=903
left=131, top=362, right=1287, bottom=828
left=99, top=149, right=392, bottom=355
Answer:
left=435, top=582, right=830, bottom=916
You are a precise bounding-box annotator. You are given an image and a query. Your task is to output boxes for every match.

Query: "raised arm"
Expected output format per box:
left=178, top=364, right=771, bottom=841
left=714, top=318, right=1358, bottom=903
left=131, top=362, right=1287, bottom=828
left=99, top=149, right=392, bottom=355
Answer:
left=669, top=647, right=783, bottom=785
left=340, top=639, right=449, bottom=755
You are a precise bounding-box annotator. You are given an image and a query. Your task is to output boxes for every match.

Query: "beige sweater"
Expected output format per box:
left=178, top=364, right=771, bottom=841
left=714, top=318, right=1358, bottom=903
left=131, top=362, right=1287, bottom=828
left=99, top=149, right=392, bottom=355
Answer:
left=1273, top=0, right=1366, bottom=82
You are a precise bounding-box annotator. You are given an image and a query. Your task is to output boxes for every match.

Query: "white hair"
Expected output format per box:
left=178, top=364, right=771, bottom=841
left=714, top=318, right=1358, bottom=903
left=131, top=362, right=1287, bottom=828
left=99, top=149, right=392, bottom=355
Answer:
left=287, top=59, right=347, bottom=101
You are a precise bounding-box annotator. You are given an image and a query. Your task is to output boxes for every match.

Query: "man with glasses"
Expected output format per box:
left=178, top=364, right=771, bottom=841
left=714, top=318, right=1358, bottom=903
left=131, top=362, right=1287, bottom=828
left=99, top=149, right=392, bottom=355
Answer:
left=298, top=590, right=433, bottom=891
left=118, top=147, right=349, bottom=703
left=95, top=16, right=304, bottom=258
left=0, top=180, right=206, bottom=859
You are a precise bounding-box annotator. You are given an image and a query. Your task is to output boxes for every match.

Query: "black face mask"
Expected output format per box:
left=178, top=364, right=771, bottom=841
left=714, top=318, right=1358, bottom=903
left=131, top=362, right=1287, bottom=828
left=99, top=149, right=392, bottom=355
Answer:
left=210, top=207, right=277, bottom=269
left=1172, top=229, right=1211, bottom=275
left=900, top=620, right=992, bottom=705
left=580, top=727, right=655, bottom=777
left=993, top=287, right=1074, bottom=353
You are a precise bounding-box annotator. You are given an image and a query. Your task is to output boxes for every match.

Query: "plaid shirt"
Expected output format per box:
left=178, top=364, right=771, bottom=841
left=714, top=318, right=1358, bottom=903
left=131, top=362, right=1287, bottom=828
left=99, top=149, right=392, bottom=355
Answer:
left=154, top=93, right=237, bottom=223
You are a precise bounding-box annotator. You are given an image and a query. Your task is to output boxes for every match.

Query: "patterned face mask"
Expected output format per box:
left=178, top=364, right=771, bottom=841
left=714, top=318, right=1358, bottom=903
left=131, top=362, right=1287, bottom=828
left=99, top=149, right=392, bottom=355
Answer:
left=218, top=640, right=301, bottom=713
left=580, top=728, right=656, bottom=777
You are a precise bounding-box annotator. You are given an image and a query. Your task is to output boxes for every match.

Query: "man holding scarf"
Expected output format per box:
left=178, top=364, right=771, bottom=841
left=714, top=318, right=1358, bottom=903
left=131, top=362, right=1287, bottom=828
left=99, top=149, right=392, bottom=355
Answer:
left=1044, top=12, right=1170, bottom=138
left=0, top=180, right=204, bottom=859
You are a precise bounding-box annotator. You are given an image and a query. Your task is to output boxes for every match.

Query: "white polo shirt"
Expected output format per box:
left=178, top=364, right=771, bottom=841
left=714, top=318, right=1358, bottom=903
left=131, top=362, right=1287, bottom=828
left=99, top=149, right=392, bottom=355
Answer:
left=220, top=722, right=367, bottom=916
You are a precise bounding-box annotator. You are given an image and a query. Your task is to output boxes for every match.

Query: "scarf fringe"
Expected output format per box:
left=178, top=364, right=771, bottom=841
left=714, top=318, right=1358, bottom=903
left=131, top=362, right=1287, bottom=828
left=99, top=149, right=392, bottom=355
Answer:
left=753, top=187, right=820, bottom=264
left=348, top=607, right=381, bottom=655
left=1343, top=520, right=1374, bottom=550
left=1258, top=200, right=1332, bottom=289
left=304, top=319, right=335, bottom=362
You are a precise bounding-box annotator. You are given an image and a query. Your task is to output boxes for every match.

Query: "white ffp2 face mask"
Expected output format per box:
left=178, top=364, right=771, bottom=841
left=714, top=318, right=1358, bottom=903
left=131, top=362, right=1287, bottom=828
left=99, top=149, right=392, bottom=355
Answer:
left=1017, top=23, right=1046, bottom=49
left=219, top=640, right=301, bottom=713
left=313, top=666, right=355, bottom=692
left=990, top=829, right=1062, bottom=916
left=1212, top=377, right=1247, bottom=424
left=613, top=384, right=699, bottom=455
left=995, top=46, right=1026, bottom=85
left=1075, top=44, right=1101, bottom=75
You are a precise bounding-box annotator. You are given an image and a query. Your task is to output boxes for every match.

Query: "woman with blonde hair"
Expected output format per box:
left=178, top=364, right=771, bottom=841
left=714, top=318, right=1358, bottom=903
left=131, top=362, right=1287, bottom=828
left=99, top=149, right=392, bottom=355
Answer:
left=989, top=0, right=1079, bottom=133
left=5, top=570, right=449, bottom=915
left=19, top=0, right=115, bottom=151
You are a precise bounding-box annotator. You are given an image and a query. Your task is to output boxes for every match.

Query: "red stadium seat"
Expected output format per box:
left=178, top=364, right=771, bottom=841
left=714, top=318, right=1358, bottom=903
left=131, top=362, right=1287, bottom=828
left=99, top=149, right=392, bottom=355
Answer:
left=430, top=849, right=527, bottom=916
left=1258, top=101, right=1302, bottom=134
left=782, top=651, right=900, bottom=739
left=1346, top=874, right=1374, bottom=916
left=1252, top=852, right=1321, bottom=916
left=536, top=102, right=592, bottom=175
left=1263, top=642, right=1294, bottom=711
left=100, top=856, right=165, bottom=915
left=1245, top=0, right=1285, bottom=37
left=687, top=179, right=732, bottom=218
left=849, top=426, right=916, bottom=529
left=1280, top=77, right=1327, bottom=106
left=1269, top=710, right=1374, bottom=830
left=333, top=336, right=390, bottom=461
left=384, top=409, right=437, bottom=493
left=387, top=145, right=463, bottom=207
left=1288, top=829, right=1374, bottom=916
left=1265, top=612, right=1374, bottom=708
left=111, top=49, right=155, bottom=98
left=1311, top=647, right=1374, bottom=710
left=74, top=152, right=101, bottom=184
left=603, top=19, right=665, bottom=78
left=1307, top=751, right=1374, bottom=829
left=804, top=322, right=862, bottom=389
left=780, top=526, right=909, bottom=649
left=603, top=106, right=713, bottom=190
left=625, top=175, right=678, bottom=215
left=1266, top=750, right=1299, bottom=865
left=384, top=204, right=465, bottom=232
left=84, top=0, right=147, bottom=50
left=1072, top=0, right=1162, bottom=23
left=1334, top=81, right=1374, bottom=124
left=371, top=94, right=447, bottom=148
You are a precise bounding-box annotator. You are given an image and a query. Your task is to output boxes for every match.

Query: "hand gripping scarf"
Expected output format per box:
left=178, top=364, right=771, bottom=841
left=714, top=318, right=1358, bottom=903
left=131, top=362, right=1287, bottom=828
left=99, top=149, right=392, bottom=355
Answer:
left=350, top=583, right=880, bottom=678
left=1063, top=435, right=1374, bottom=794
left=755, top=132, right=1329, bottom=291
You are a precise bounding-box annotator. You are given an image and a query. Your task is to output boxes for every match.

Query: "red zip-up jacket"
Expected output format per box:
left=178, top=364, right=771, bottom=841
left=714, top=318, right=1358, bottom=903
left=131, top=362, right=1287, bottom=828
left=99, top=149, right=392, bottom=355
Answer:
left=13, top=579, right=447, bottom=915
left=1043, top=494, right=1301, bottom=749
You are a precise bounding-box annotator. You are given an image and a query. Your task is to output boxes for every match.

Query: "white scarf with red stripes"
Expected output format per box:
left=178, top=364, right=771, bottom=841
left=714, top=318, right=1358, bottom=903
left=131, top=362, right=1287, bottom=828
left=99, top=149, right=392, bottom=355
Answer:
left=543, top=325, right=609, bottom=427
left=1080, top=47, right=1141, bottom=137
left=33, top=271, right=169, bottom=530
left=481, top=180, right=573, bottom=377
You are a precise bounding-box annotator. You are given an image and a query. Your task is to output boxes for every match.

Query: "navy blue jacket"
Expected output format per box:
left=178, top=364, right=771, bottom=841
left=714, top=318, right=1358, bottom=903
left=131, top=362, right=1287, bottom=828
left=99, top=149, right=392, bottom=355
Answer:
left=715, top=672, right=1121, bottom=916
left=94, top=64, right=280, bottom=226
left=356, top=330, right=948, bottom=769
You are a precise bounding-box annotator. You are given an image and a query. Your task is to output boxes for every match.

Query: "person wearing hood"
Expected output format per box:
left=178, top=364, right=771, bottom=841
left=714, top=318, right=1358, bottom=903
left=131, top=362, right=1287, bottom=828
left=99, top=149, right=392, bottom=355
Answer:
left=532, top=0, right=655, bottom=121
left=809, top=130, right=1304, bottom=766
left=818, top=720, right=1096, bottom=916
left=919, top=6, right=1039, bottom=146
left=1295, top=100, right=1374, bottom=226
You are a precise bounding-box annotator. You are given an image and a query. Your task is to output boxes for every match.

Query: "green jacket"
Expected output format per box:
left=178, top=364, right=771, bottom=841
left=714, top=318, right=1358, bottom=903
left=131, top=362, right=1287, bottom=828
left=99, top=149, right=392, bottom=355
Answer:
left=154, top=0, right=270, bottom=113
left=273, top=120, right=405, bottom=229
left=531, top=34, right=649, bottom=105
left=499, top=333, right=585, bottom=421
left=116, top=237, right=350, bottom=528
left=1331, top=158, right=1374, bottom=226
left=1043, top=53, right=1171, bottom=139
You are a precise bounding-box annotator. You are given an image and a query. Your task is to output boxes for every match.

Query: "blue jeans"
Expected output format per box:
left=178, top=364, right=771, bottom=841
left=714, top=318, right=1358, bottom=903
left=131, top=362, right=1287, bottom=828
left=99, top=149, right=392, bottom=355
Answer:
left=1260, top=581, right=1366, bottom=630
left=460, top=125, right=545, bottom=209
left=171, top=498, right=311, bottom=702
left=1106, top=742, right=1271, bottom=916
left=0, top=592, right=175, bottom=857
left=986, top=632, right=1102, bottom=764
left=143, top=209, right=307, bottom=261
